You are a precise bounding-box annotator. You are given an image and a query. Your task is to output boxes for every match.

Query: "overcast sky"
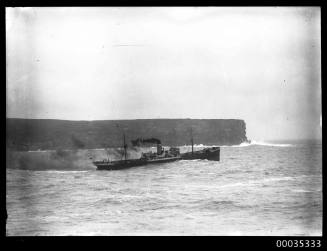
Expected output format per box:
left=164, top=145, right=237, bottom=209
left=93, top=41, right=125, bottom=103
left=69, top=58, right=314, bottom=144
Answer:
left=6, top=7, right=321, bottom=141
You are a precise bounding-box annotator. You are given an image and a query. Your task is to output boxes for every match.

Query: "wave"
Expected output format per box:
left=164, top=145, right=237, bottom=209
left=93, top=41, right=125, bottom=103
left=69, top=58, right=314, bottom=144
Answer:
left=227, top=141, right=293, bottom=147
left=198, top=199, right=250, bottom=211
left=246, top=140, right=294, bottom=147
left=291, top=189, right=321, bottom=193
left=27, top=150, right=56, bottom=153
left=180, top=140, right=294, bottom=148
left=44, top=170, right=90, bottom=173
left=216, top=176, right=304, bottom=189
left=213, top=175, right=321, bottom=191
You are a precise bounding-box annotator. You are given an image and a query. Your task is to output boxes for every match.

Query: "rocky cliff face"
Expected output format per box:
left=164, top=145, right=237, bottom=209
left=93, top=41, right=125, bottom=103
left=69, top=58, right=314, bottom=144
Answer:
left=7, top=118, right=248, bottom=151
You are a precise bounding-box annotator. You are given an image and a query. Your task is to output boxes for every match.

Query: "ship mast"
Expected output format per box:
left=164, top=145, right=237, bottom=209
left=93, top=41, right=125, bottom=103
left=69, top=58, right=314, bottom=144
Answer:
left=123, top=133, right=127, bottom=161
left=191, top=127, right=194, bottom=154
left=116, top=123, right=127, bottom=161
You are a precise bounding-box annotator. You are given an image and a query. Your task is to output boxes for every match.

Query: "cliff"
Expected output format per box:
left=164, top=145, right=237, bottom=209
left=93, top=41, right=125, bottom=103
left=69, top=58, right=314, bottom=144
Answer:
left=6, top=118, right=248, bottom=151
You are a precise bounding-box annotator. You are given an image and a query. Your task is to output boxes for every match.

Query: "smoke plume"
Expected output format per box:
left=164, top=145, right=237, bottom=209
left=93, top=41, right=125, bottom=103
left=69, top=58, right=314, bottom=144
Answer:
left=131, top=138, right=161, bottom=146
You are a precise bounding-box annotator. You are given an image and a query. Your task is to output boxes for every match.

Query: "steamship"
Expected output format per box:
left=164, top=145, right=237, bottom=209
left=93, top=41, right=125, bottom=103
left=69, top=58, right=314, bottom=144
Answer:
left=93, top=130, right=220, bottom=170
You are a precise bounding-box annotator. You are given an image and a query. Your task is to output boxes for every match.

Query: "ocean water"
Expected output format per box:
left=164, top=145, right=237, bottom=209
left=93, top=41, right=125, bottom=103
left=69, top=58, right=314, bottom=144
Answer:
left=6, top=140, right=322, bottom=236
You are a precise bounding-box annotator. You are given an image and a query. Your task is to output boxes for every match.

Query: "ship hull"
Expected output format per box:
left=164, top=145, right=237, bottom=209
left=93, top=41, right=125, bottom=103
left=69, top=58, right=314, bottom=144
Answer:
left=93, top=157, right=181, bottom=170
left=146, top=156, right=181, bottom=164
left=181, top=147, right=220, bottom=161
left=94, top=159, right=147, bottom=170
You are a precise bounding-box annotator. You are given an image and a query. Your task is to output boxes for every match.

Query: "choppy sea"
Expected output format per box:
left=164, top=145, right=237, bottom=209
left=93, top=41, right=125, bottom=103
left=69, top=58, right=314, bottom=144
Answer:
left=6, top=140, right=322, bottom=236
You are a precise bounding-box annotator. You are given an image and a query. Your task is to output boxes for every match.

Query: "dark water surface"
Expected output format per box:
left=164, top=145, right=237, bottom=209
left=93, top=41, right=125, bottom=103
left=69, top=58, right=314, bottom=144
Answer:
left=6, top=141, right=322, bottom=235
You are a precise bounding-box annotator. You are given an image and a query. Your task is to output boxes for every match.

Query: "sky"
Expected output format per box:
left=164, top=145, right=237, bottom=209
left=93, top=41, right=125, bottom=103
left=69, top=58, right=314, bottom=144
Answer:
left=6, top=7, right=321, bottom=141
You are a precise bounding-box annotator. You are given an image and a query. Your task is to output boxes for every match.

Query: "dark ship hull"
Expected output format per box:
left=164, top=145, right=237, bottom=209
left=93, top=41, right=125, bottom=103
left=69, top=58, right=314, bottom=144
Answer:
left=181, top=147, right=220, bottom=161
left=94, top=159, right=147, bottom=170
left=145, top=156, right=181, bottom=164
left=93, top=156, right=181, bottom=170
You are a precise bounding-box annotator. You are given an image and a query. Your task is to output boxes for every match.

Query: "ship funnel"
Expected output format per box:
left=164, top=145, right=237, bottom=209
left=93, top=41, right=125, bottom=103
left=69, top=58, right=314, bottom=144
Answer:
left=157, top=143, right=163, bottom=155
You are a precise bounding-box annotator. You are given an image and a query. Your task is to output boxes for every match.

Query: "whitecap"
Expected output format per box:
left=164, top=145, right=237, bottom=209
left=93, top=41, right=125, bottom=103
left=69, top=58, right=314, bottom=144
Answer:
left=44, top=170, right=90, bottom=173
left=229, top=140, right=294, bottom=147
left=291, top=189, right=321, bottom=193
